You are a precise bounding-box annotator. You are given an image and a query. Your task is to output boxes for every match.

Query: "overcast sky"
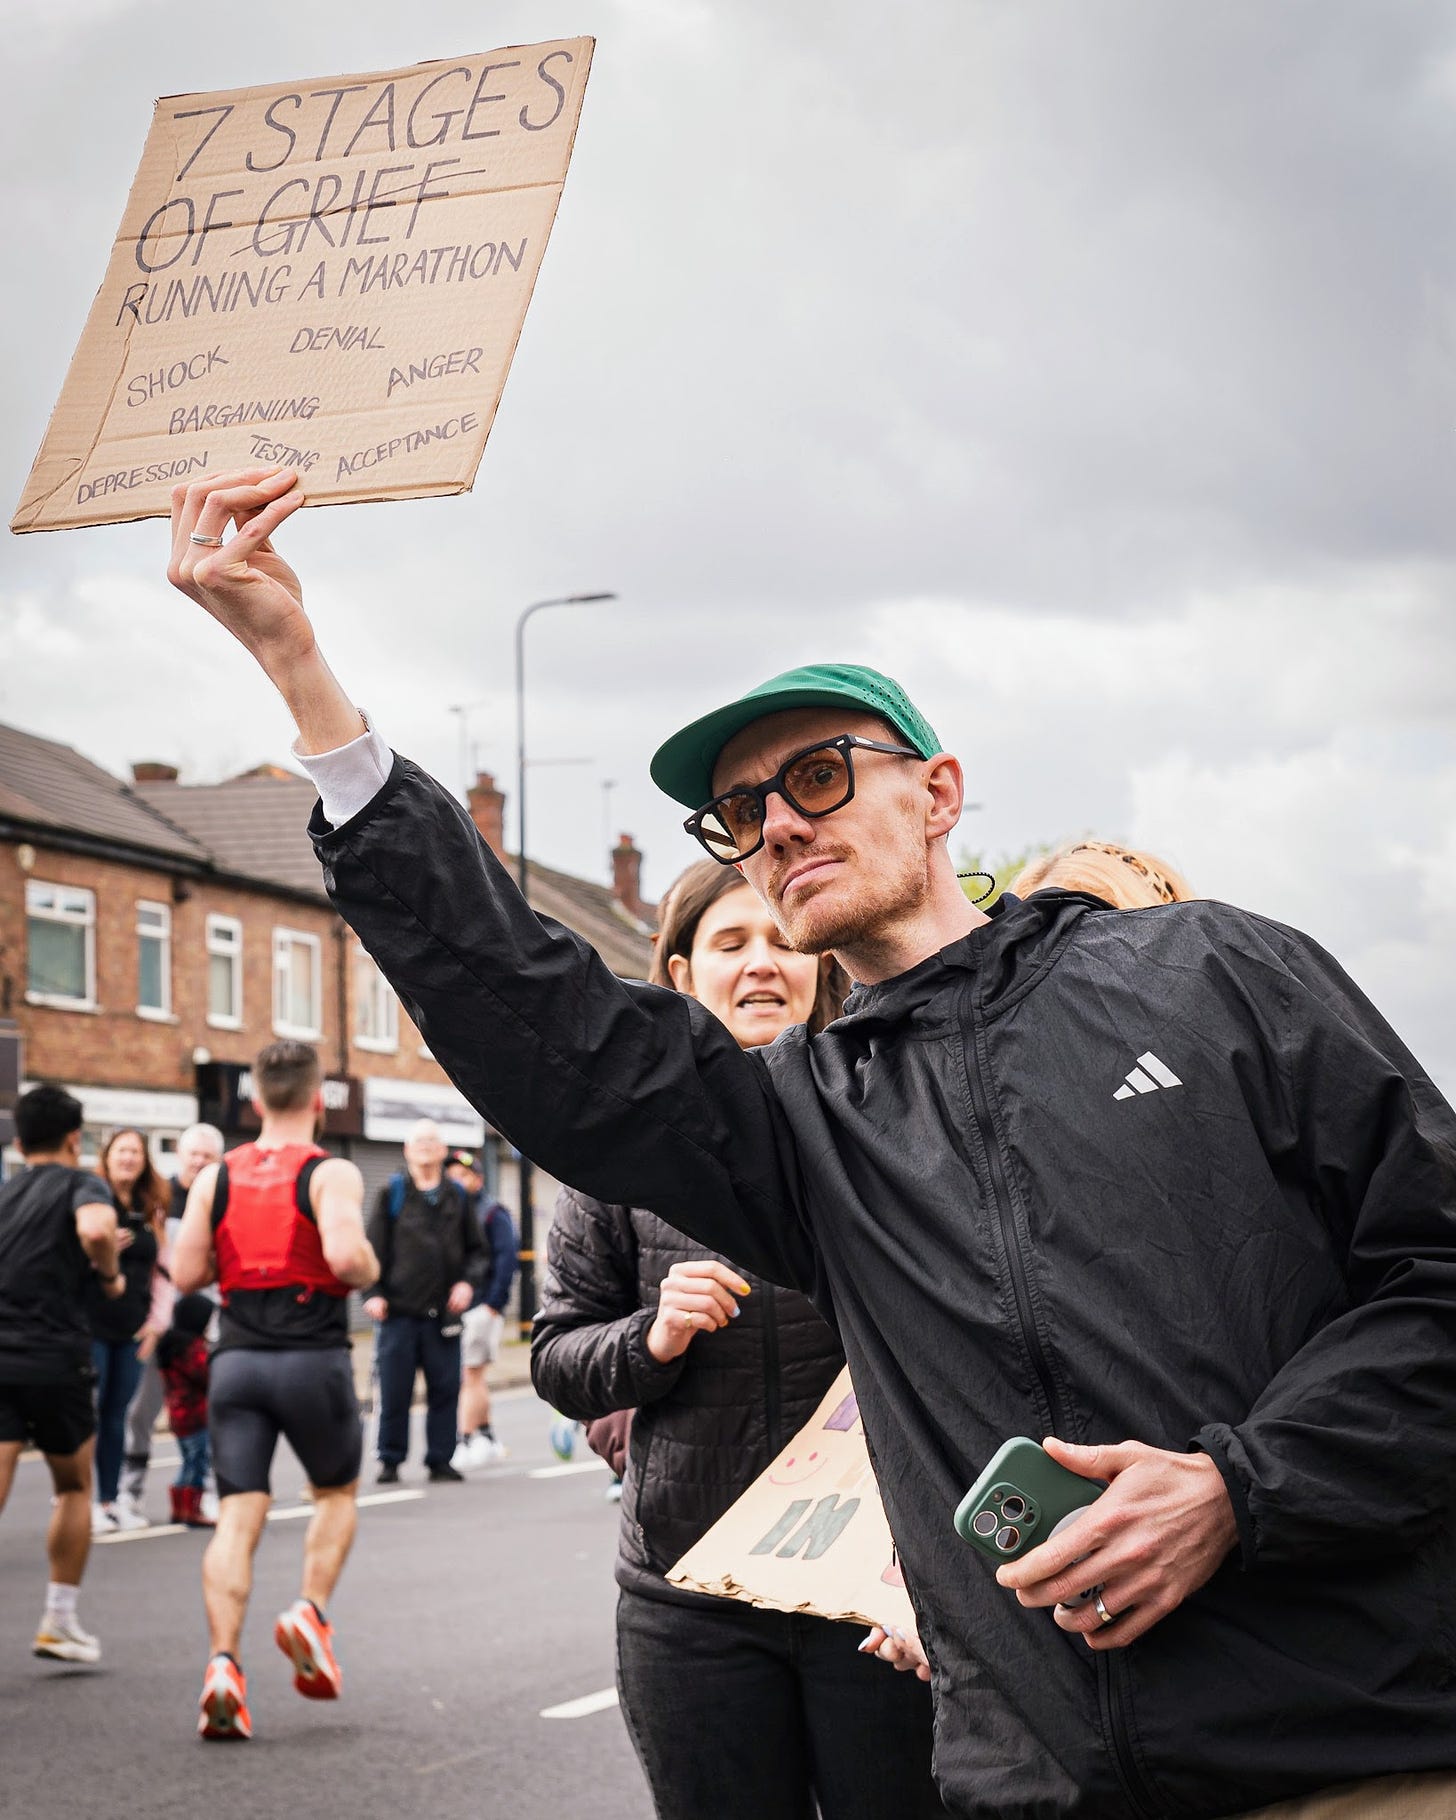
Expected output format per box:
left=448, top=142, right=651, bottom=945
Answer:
left=4, top=1, right=1456, bottom=1089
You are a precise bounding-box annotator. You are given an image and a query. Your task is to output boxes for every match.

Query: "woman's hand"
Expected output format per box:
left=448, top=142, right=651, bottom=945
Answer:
left=858, top=1620, right=931, bottom=1682
left=135, top=1327, right=161, bottom=1362
left=645, top=1261, right=750, bottom=1363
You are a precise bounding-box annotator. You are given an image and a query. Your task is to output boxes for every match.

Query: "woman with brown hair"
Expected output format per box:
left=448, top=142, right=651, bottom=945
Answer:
left=88, top=1128, right=168, bottom=1535
left=532, top=860, right=943, bottom=1820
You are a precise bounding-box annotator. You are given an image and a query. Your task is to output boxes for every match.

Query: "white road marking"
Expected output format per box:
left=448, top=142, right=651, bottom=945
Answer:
left=93, top=1522, right=186, bottom=1545
left=269, top=1489, right=426, bottom=1522
left=540, top=1686, right=619, bottom=1720
left=528, top=1460, right=607, bottom=1479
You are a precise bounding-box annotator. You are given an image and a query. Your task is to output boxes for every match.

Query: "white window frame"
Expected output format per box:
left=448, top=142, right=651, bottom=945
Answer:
left=25, top=881, right=97, bottom=1011
left=353, top=944, right=399, bottom=1053
left=206, top=914, right=244, bottom=1030
left=136, top=899, right=173, bottom=1020
left=272, top=927, right=322, bottom=1039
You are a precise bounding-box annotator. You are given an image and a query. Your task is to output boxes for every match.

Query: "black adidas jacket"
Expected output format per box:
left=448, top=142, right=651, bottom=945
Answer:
left=312, top=758, right=1456, bottom=1820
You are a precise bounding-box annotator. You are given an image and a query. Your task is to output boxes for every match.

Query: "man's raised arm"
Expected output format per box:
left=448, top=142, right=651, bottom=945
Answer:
left=168, top=466, right=367, bottom=757
left=165, top=470, right=817, bottom=1298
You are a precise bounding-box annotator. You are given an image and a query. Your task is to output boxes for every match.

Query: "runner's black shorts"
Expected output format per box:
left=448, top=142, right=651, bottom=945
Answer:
left=209, top=1348, right=362, bottom=1497
left=0, top=1377, right=96, bottom=1457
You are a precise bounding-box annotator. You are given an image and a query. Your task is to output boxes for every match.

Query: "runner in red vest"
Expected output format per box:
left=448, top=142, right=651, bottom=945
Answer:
left=172, top=1040, right=378, bottom=1742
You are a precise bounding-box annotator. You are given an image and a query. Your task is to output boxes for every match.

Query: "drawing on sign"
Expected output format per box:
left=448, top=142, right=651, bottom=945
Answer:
left=14, top=42, right=594, bottom=533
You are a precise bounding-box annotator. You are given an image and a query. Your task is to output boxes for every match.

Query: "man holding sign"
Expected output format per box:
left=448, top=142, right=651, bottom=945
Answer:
left=167, top=467, right=1456, bottom=1819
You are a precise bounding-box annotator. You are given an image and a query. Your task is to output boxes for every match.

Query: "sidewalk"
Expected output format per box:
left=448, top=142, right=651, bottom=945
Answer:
left=349, top=1329, right=533, bottom=1404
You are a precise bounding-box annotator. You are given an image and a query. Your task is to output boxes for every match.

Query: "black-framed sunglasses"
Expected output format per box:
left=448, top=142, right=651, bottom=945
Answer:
left=684, top=734, right=922, bottom=864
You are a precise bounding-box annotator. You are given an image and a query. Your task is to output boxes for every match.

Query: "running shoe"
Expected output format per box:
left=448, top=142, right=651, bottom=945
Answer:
left=90, top=1502, right=119, bottom=1538
left=274, top=1599, right=342, bottom=1701
left=33, top=1613, right=101, bottom=1665
left=114, top=1490, right=149, bottom=1530
left=198, top=1654, right=252, bottom=1739
left=450, top=1433, right=486, bottom=1473
left=548, top=1415, right=579, bottom=1461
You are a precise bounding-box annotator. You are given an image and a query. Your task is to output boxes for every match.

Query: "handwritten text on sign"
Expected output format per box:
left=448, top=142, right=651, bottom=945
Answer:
left=13, top=42, right=593, bottom=532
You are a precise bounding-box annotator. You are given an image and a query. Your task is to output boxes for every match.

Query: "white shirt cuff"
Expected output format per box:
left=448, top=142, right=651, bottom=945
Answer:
left=293, top=714, right=394, bottom=829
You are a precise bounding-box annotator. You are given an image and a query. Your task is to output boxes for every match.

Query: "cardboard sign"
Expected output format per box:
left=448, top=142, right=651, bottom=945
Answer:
left=13, top=42, right=593, bottom=533
left=667, top=1368, right=918, bottom=1633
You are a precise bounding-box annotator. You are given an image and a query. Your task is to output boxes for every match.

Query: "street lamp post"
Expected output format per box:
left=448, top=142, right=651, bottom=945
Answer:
left=513, top=592, right=615, bottom=1335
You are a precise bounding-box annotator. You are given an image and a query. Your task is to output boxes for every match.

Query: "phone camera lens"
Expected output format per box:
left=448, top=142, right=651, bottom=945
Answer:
left=1001, top=1495, right=1027, bottom=1521
left=995, top=1524, right=1021, bottom=1552
left=972, top=1510, right=998, bottom=1538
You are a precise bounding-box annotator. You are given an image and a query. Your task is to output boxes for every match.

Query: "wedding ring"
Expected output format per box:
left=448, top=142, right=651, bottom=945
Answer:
left=189, top=532, right=225, bottom=546
left=1092, top=1592, right=1116, bottom=1626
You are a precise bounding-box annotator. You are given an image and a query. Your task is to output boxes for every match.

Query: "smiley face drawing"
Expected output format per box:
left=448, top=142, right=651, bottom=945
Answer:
left=767, top=1447, right=830, bottom=1487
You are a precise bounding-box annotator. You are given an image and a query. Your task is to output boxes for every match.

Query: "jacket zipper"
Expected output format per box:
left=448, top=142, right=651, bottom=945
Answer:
left=761, top=1282, right=782, bottom=1460
left=963, top=1009, right=1161, bottom=1820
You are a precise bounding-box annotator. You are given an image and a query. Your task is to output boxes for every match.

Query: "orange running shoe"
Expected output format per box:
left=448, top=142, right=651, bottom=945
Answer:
left=273, top=1598, right=342, bottom=1700
left=198, top=1654, right=252, bottom=1740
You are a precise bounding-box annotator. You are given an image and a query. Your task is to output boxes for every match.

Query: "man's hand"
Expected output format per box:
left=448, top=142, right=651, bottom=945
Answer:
left=994, top=1438, right=1237, bottom=1651
left=167, top=467, right=310, bottom=666
left=363, top=1296, right=388, bottom=1322
left=446, top=1281, right=473, bottom=1316
left=165, top=467, right=365, bottom=754
left=646, top=1261, right=750, bottom=1364
left=859, top=1620, right=931, bottom=1682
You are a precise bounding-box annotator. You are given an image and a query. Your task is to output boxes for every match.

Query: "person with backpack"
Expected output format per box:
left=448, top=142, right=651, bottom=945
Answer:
left=170, top=1039, right=379, bottom=1741
left=364, top=1120, right=484, bottom=1484
left=445, top=1147, right=519, bottom=1471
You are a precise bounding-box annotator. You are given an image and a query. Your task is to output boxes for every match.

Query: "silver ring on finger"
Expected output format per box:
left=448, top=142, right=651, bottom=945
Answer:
left=189, top=532, right=226, bottom=547
left=1092, top=1591, right=1116, bottom=1626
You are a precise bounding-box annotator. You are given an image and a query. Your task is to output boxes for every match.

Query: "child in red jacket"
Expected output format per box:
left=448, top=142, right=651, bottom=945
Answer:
left=157, top=1293, right=214, bottom=1529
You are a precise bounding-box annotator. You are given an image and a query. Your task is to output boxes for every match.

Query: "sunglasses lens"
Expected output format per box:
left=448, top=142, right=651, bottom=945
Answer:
left=783, top=746, right=851, bottom=815
left=697, top=805, right=751, bottom=861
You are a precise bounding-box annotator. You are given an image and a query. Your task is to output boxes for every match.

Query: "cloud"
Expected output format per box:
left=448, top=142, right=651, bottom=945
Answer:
left=5, top=0, right=1456, bottom=1091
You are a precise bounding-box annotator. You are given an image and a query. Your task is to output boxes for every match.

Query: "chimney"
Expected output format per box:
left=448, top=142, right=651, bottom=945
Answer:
left=468, top=771, right=507, bottom=861
left=612, top=833, right=654, bottom=925
left=131, top=761, right=179, bottom=783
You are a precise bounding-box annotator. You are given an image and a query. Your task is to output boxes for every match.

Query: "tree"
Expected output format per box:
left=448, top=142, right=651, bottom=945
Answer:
left=955, top=843, right=1054, bottom=909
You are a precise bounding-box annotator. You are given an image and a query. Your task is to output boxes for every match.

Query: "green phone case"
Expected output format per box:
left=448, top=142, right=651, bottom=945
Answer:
left=954, top=1436, right=1103, bottom=1564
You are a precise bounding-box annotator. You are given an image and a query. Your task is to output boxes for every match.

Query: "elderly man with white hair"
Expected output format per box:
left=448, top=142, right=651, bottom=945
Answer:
left=363, top=1119, right=484, bottom=1483
left=118, top=1122, right=225, bottom=1526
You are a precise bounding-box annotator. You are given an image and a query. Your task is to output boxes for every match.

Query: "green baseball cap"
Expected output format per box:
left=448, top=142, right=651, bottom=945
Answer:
left=650, top=663, right=942, bottom=809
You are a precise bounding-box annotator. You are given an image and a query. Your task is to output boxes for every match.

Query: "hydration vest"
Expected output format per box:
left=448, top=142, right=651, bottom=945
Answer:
left=212, top=1141, right=347, bottom=1298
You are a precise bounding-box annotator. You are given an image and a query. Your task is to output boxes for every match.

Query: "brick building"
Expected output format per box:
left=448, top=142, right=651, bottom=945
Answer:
left=0, top=722, right=656, bottom=1221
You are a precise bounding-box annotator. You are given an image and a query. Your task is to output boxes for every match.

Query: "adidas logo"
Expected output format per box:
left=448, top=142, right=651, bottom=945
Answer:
left=1113, top=1051, right=1182, bottom=1102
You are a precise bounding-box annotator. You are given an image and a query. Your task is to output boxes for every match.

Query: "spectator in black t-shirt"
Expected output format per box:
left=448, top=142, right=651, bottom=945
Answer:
left=363, top=1119, right=483, bottom=1483
left=88, top=1127, right=167, bottom=1536
left=0, top=1085, right=127, bottom=1665
left=119, top=1121, right=224, bottom=1525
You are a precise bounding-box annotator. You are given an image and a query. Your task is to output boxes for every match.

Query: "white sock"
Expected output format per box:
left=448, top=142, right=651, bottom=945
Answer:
left=45, top=1583, right=78, bottom=1623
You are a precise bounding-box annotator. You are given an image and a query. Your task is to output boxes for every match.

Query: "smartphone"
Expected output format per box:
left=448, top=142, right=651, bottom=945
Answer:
left=954, top=1437, right=1104, bottom=1568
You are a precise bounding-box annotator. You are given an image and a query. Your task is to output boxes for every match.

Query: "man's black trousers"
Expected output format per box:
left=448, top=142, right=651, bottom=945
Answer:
left=375, top=1314, right=460, bottom=1468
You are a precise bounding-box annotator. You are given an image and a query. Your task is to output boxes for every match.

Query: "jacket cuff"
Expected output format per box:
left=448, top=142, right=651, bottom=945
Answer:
left=625, top=1307, right=689, bottom=1402
left=1192, top=1424, right=1257, bottom=1569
